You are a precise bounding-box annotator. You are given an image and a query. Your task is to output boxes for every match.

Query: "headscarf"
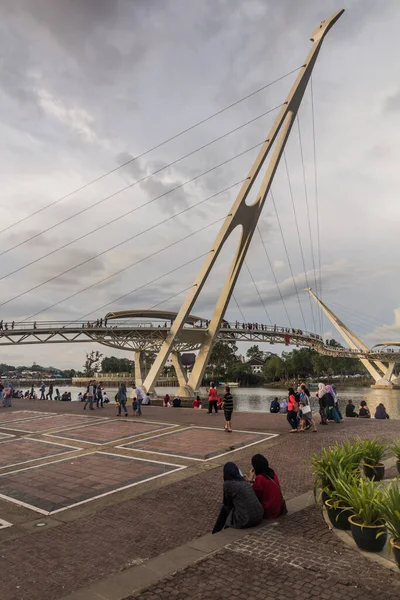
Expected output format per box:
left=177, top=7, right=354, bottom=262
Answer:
left=318, top=383, right=327, bottom=395
left=325, top=384, right=335, bottom=398
left=223, top=462, right=243, bottom=481
left=164, top=394, right=170, bottom=401
left=251, top=454, right=275, bottom=480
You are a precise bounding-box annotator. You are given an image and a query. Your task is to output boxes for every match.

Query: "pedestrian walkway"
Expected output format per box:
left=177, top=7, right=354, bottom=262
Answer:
left=0, top=399, right=399, bottom=600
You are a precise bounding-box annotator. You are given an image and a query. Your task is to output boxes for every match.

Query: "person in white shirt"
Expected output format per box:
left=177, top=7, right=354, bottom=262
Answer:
left=134, top=385, right=144, bottom=416
left=84, top=381, right=95, bottom=410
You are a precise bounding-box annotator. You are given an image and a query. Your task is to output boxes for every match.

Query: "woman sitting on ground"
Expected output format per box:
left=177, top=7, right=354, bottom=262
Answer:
left=358, top=400, right=371, bottom=418
left=345, top=399, right=358, bottom=417
left=246, top=454, right=285, bottom=519
left=374, top=403, right=389, bottom=419
left=163, top=394, right=170, bottom=407
left=212, top=462, right=263, bottom=534
left=270, top=397, right=280, bottom=413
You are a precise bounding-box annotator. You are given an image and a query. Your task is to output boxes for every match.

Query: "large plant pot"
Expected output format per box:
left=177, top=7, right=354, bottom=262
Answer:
left=396, top=460, right=400, bottom=476
left=321, top=490, right=330, bottom=504
left=325, top=500, right=352, bottom=531
left=363, top=462, right=385, bottom=481
left=349, top=515, right=387, bottom=552
left=390, top=539, right=400, bottom=569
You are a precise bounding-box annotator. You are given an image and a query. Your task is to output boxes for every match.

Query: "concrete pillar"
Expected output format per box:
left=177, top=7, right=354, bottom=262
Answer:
left=134, top=350, right=145, bottom=389
left=171, top=351, right=196, bottom=398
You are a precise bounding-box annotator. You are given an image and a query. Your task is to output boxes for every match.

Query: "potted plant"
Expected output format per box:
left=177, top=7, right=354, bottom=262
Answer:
left=361, top=438, right=388, bottom=481
left=343, top=477, right=387, bottom=552
left=392, top=438, right=400, bottom=476
left=312, top=441, right=363, bottom=504
left=324, top=470, right=356, bottom=531
left=377, top=481, right=400, bottom=568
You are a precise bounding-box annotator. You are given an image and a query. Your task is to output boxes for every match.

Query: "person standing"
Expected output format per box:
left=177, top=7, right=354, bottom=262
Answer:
left=39, top=382, right=46, bottom=400
left=208, top=382, right=218, bottom=414
left=84, top=381, right=95, bottom=410
left=222, top=386, right=234, bottom=432
left=316, top=383, right=329, bottom=425
left=117, top=383, right=128, bottom=416
left=47, top=383, right=53, bottom=401
left=286, top=387, right=298, bottom=432
left=134, top=384, right=143, bottom=416
left=96, top=383, right=103, bottom=408
left=299, top=384, right=317, bottom=433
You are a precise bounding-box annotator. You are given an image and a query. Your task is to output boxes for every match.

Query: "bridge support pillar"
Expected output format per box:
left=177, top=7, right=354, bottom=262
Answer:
left=133, top=351, right=146, bottom=391
left=171, top=352, right=196, bottom=398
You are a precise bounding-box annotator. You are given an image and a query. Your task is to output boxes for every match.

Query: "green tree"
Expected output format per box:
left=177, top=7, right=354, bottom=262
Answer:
left=206, top=341, right=238, bottom=380
left=263, top=354, right=284, bottom=381
left=101, top=356, right=134, bottom=373
left=83, top=351, right=103, bottom=377
left=246, top=345, right=263, bottom=360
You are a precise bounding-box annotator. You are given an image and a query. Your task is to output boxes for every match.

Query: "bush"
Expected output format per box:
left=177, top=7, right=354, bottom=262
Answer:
left=312, top=440, right=363, bottom=502
left=337, top=477, right=385, bottom=526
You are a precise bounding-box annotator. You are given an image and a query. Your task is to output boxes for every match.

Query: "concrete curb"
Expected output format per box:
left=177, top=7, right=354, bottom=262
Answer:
left=59, top=491, right=315, bottom=600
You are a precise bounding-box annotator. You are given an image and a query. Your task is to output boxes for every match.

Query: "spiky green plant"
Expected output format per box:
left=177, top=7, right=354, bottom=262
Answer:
left=391, top=438, right=400, bottom=462
left=336, top=477, right=385, bottom=526
left=360, top=438, right=389, bottom=466
left=312, top=440, right=363, bottom=503
left=377, top=481, right=400, bottom=542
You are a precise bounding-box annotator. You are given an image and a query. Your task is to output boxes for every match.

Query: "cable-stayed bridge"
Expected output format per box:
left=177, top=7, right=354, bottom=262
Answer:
left=1, top=10, right=399, bottom=393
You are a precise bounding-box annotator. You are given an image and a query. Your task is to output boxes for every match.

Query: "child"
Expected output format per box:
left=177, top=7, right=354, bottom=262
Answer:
left=193, top=396, right=202, bottom=409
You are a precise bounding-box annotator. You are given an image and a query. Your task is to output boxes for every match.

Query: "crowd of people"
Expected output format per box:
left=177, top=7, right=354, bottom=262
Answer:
left=270, top=383, right=391, bottom=427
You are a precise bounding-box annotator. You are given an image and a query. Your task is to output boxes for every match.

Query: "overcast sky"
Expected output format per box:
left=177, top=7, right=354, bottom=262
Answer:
left=0, top=0, right=399, bottom=369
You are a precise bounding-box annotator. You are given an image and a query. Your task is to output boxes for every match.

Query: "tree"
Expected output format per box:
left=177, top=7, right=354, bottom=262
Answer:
left=263, top=355, right=284, bottom=381
left=101, top=356, right=134, bottom=373
left=246, top=345, right=264, bottom=360
left=83, top=351, right=103, bottom=377
left=206, top=341, right=238, bottom=380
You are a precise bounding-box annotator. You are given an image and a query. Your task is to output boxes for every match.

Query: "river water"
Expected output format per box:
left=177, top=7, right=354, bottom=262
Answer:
left=47, top=385, right=400, bottom=420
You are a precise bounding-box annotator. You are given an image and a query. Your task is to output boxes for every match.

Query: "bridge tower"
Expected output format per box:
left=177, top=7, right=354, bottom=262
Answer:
left=143, top=10, right=345, bottom=397
left=306, top=288, right=399, bottom=389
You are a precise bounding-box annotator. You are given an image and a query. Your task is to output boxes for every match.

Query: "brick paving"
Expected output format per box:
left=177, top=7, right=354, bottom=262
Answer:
left=0, top=452, right=182, bottom=513
left=46, top=419, right=175, bottom=444
left=122, top=426, right=275, bottom=460
left=0, top=413, right=99, bottom=433
left=0, top=409, right=51, bottom=423
left=126, top=507, right=400, bottom=600
left=0, top=438, right=78, bottom=469
left=1, top=400, right=400, bottom=600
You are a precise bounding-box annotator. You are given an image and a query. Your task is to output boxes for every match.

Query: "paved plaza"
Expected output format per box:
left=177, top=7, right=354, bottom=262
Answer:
left=0, top=452, right=184, bottom=514
left=0, top=413, right=97, bottom=433
left=0, top=438, right=79, bottom=470
left=46, top=419, right=176, bottom=445
left=0, top=399, right=399, bottom=600
left=120, top=426, right=276, bottom=460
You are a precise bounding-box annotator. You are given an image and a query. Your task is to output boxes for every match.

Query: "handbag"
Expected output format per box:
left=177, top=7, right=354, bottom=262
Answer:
left=266, top=475, right=288, bottom=515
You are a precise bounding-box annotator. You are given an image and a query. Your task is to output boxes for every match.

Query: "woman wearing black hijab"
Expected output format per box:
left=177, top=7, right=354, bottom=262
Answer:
left=248, top=454, right=285, bottom=519
left=212, top=462, right=263, bottom=534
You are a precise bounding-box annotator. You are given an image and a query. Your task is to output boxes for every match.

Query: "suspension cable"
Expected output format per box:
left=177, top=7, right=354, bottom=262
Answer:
left=77, top=253, right=209, bottom=321
left=310, top=75, right=323, bottom=331
left=270, top=189, right=307, bottom=330
left=1, top=106, right=281, bottom=260
left=296, top=114, right=322, bottom=331
left=283, top=151, right=316, bottom=331
left=23, top=214, right=228, bottom=321
left=256, top=225, right=292, bottom=327
left=149, top=286, right=194, bottom=311
left=0, top=172, right=243, bottom=284
left=232, top=293, right=247, bottom=324
left=244, top=261, right=272, bottom=325
left=0, top=138, right=264, bottom=303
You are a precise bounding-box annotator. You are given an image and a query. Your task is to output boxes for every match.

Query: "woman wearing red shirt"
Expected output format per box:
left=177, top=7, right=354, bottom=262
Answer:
left=286, top=387, right=299, bottom=432
left=208, top=382, right=219, bottom=414
left=248, top=454, right=284, bottom=519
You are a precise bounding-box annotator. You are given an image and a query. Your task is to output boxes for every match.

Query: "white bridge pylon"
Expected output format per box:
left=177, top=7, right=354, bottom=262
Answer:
left=307, top=289, right=400, bottom=389
left=143, top=10, right=345, bottom=398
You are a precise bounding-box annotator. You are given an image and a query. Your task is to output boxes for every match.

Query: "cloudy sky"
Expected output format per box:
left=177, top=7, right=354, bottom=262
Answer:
left=0, top=0, right=399, bottom=369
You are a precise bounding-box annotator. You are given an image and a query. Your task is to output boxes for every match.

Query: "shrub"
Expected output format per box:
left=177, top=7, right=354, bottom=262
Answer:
left=360, top=438, right=389, bottom=466
left=377, top=481, right=400, bottom=542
